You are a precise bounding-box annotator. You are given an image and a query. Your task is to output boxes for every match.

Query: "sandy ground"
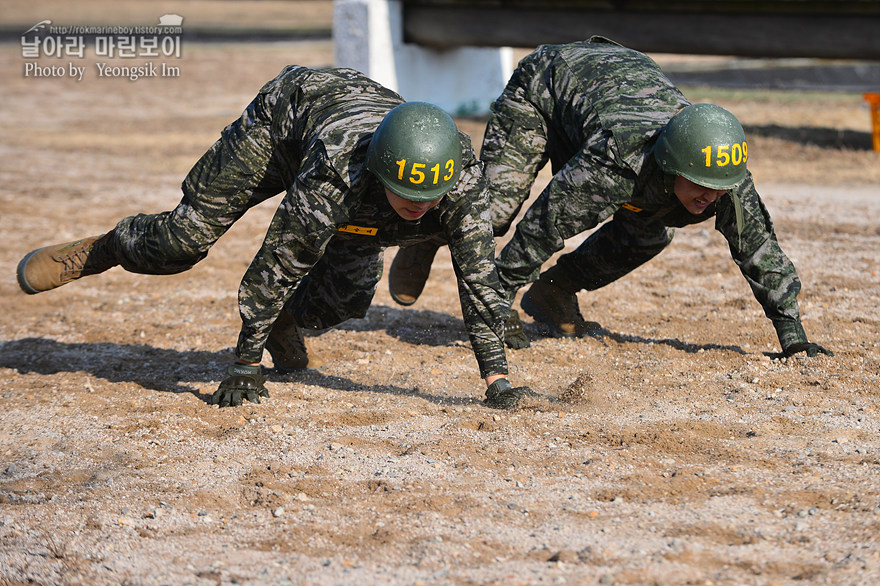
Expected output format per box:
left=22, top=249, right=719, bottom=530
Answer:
left=1, top=21, right=880, bottom=586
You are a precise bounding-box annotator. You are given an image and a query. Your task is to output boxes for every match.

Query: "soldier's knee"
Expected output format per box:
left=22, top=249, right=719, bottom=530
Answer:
left=118, top=249, right=206, bottom=275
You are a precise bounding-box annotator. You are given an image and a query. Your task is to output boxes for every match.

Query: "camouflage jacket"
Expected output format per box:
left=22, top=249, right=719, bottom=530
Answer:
left=234, top=66, right=508, bottom=377
left=493, top=39, right=805, bottom=345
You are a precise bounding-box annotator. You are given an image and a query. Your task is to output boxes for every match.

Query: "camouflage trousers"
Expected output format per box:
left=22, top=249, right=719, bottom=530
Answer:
left=552, top=209, right=675, bottom=292
left=488, top=179, right=675, bottom=293
left=106, top=90, right=382, bottom=331
left=480, top=52, right=675, bottom=294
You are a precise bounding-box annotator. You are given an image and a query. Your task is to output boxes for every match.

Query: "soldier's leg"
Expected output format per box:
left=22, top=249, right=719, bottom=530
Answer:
left=481, top=78, right=550, bottom=237
left=287, top=238, right=384, bottom=329
left=521, top=211, right=673, bottom=337
left=388, top=236, right=447, bottom=306
left=113, top=96, right=283, bottom=274
left=17, top=92, right=283, bottom=293
left=556, top=210, right=673, bottom=291
left=267, top=238, right=384, bottom=370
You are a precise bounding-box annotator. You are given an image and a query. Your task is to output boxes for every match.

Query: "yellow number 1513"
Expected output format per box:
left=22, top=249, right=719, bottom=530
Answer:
left=396, top=158, right=456, bottom=185
left=701, top=142, right=748, bottom=167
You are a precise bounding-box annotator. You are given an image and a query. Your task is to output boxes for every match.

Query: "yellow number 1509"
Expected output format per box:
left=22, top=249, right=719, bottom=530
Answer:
left=701, top=142, right=748, bottom=167
left=396, top=159, right=456, bottom=185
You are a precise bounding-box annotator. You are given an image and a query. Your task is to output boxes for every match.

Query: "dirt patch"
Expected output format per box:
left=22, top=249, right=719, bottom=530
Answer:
left=1, top=34, right=880, bottom=586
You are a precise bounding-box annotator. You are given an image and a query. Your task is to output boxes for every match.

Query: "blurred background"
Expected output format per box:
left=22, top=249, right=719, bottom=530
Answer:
left=1, top=0, right=878, bottom=189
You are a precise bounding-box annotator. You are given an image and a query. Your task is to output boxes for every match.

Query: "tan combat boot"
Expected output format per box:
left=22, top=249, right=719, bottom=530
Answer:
left=17, top=233, right=117, bottom=294
left=265, top=309, right=323, bottom=372
left=520, top=274, right=600, bottom=338
left=388, top=241, right=441, bottom=306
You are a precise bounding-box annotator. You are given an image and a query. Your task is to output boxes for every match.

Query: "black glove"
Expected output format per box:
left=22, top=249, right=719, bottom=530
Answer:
left=484, top=378, right=540, bottom=409
left=782, top=342, right=833, bottom=358
left=503, top=309, right=530, bottom=349
left=211, top=363, right=269, bottom=408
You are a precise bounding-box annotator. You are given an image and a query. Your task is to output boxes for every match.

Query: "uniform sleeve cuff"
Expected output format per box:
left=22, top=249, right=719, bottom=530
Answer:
left=478, top=359, right=508, bottom=380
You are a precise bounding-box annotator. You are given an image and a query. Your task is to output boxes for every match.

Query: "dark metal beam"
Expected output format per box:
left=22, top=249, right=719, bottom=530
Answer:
left=401, top=1, right=880, bottom=59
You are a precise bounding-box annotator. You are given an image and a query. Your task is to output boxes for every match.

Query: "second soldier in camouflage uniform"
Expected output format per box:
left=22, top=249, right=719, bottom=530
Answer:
left=390, top=37, right=831, bottom=358
left=17, top=65, right=535, bottom=408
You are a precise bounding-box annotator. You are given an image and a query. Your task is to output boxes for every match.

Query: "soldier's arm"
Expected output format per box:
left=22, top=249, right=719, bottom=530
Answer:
left=234, top=162, right=350, bottom=363
left=441, top=155, right=510, bottom=380
left=716, top=175, right=831, bottom=357
left=495, top=148, right=633, bottom=291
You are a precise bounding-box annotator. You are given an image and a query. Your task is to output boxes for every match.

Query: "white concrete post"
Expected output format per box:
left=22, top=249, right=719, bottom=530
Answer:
left=333, top=0, right=513, bottom=115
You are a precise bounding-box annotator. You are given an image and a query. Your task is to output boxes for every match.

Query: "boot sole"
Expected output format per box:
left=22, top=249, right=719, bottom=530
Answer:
left=16, top=249, right=43, bottom=295
left=388, top=243, right=440, bottom=306
left=388, top=291, right=418, bottom=307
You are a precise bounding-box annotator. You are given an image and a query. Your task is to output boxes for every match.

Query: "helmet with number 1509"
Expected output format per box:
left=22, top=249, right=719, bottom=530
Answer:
left=366, top=102, right=463, bottom=202
left=654, top=103, right=749, bottom=190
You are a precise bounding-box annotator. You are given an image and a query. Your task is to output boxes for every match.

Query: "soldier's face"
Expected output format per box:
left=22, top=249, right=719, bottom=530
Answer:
left=674, top=176, right=727, bottom=215
left=384, top=188, right=443, bottom=220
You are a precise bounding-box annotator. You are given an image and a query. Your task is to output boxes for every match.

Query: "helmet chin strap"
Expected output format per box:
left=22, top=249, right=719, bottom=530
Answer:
left=729, top=189, right=744, bottom=249
left=662, top=172, right=676, bottom=196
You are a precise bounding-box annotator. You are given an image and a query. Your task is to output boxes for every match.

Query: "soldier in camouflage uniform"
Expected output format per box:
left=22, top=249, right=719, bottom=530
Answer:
left=389, top=37, right=831, bottom=358
left=16, top=65, right=535, bottom=409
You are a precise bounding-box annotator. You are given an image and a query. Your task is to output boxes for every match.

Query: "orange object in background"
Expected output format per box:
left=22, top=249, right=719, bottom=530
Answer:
left=865, top=92, right=880, bottom=153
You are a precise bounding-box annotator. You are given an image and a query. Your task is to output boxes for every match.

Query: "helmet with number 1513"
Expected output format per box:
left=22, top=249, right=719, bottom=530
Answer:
left=654, top=103, right=749, bottom=190
left=366, top=101, right=463, bottom=202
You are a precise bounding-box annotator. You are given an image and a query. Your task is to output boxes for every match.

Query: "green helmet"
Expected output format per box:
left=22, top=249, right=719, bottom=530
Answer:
left=654, top=103, right=749, bottom=190
left=366, top=101, right=462, bottom=202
